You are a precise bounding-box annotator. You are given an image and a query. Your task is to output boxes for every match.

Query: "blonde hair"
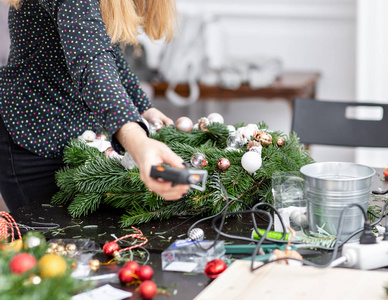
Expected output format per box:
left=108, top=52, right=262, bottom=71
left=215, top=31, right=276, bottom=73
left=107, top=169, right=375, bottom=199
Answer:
left=6, top=0, right=177, bottom=44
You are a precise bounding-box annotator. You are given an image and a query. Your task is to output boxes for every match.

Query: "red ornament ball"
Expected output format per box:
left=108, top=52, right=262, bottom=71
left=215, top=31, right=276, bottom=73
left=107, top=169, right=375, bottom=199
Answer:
left=217, top=158, right=230, bottom=171
left=103, top=241, right=120, bottom=256
left=138, top=280, right=157, bottom=300
left=204, top=259, right=227, bottom=279
left=9, top=253, right=37, bottom=274
left=123, top=260, right=140, bottom=274
left=137, top=265, right=154, bottom=281
left=118, top=267, right=136, bottom=284
left=276, top=136, right=284, bottom=147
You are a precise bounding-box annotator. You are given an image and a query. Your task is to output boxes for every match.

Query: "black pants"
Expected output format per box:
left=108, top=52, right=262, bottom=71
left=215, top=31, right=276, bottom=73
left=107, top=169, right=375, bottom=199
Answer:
left=0, top=116, right=64, bottom=212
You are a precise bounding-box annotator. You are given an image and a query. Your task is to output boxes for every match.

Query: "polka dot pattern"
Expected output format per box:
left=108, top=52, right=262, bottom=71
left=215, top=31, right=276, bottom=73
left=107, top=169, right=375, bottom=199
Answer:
left=0, top=0, right=152, bottom=158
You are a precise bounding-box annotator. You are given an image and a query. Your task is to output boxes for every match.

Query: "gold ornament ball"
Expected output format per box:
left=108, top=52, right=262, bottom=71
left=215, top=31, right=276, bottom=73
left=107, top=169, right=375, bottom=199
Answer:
left=65, top=243, right=77, bottom=255
left=198, top=117, right=210, bottom=131
left=56, top=245, right=65, bottom=255
left=89, top=259, right=100, bottom=271
left=48, top=242, right=58, bottom=250
left=113, top=251, right=121, bottom=258
left=253, top=131, right=273, bottom=147
left=38, top=254, right=67, bottom=278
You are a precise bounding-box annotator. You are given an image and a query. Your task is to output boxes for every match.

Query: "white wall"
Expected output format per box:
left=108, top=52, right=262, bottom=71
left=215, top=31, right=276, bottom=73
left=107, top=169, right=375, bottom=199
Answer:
left=153, top=0, right=357, bottom=163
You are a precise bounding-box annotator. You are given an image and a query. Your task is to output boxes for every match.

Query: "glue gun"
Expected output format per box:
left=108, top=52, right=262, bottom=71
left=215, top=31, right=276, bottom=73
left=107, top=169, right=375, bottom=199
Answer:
left=150, top=165, right=208, bottom=192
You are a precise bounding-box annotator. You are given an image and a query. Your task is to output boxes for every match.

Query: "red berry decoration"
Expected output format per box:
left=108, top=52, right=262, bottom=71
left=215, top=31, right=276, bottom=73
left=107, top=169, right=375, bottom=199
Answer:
left=118, top=267, right=136, bottom=284
left=136, top=265, right=154, bottom=281
left=138, top=280, right=157, bottom=300
left=9, top=253, right=37, bottom=274
left=123, top=260, right=140, bottom=274
left=103, top=241, right=120, bottom=256
left=204, top=259, right=227, bottom=279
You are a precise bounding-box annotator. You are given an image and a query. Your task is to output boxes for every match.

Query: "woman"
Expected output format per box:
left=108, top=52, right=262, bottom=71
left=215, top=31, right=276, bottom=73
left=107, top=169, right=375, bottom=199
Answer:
left=0, top=0, right=189, bottom=212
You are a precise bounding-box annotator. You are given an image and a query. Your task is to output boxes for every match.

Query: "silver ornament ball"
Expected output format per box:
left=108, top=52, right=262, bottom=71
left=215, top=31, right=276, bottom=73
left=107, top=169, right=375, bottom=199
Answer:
left=190, top=152, right=207, bottom=168
left=189, top=228, right=205, bottom=241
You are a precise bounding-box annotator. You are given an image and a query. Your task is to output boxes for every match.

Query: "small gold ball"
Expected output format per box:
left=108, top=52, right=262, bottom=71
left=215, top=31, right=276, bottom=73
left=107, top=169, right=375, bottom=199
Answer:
left=30, top=275, right=42, bottom=285
left=113, top=251, right=121, bottom=258
left=46, top=248, right=53, bottom=254
left=89, top=259, right=100, bottom=271
left=56, top=245, right=65, bottom=253
left=48, top=242, right=58, bottom=250
left=65, top=243, right=77, bottom=255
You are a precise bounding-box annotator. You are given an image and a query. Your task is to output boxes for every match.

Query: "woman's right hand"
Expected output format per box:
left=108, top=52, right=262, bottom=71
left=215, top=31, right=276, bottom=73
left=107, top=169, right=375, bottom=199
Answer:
left=115, top=123, right=190, bottom=200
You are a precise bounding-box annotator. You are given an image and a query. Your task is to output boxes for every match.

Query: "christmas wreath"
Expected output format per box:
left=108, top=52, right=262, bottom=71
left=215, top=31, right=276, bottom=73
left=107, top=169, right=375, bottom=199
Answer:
left=52, top=115, right=314, bottom=226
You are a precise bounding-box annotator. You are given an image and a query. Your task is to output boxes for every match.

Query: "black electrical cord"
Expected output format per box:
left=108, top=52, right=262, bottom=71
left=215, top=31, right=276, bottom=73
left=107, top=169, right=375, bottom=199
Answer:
left=185, top=173, right=388, bottom=271
left=250, top=202, right=369, bottom=271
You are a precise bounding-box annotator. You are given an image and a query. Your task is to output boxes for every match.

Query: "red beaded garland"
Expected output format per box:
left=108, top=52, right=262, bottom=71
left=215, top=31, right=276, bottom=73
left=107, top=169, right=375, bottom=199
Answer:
left=103, top=241, right=120, bottom=256
left=138, top=280, right=157, bottom=300
left=123, top=261, right=140, bottom=274
left=137, top=265, right=154, bottom=281
left=118, top=267, right=136, bottom=284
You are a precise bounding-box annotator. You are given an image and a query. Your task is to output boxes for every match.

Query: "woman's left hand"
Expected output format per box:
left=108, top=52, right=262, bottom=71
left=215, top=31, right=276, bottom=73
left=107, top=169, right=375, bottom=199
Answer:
left=141, top=108, right=174, bottom=126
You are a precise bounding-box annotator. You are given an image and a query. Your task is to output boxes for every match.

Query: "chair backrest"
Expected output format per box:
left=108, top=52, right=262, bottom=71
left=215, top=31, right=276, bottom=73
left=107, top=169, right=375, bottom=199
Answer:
left=291, top=98, right=388, bottom=147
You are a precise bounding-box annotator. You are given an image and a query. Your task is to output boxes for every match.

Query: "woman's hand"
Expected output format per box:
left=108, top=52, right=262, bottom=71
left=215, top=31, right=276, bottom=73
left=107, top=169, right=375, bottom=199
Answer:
left=115, top=122, right=190, bottom=200
left=141, top=107, right=174, bottom=126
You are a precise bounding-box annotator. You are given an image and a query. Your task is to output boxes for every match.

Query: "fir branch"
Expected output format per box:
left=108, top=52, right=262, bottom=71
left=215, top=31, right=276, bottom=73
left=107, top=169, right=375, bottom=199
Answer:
left=296, top=224, right=337, bottom=248
left=67, top=193, right=104, bottom=217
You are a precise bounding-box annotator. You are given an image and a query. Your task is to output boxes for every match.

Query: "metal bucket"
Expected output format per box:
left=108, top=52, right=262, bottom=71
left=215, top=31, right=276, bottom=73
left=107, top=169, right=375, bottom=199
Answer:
left=300, top=162, right=375, bottom=239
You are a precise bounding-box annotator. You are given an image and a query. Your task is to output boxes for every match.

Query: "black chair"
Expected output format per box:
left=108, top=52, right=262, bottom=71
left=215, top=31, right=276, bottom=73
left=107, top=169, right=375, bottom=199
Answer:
left=291, top=98, right=388, bottom=148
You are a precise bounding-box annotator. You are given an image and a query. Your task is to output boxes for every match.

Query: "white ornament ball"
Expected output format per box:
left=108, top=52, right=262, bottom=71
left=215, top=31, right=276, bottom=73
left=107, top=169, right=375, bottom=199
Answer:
left=244, top=124, right=258, bottom=140
left=207, top=112, right=224, bottom=124
left=81, top=130, right=96, bottom=141
left=290, top=210, right=309, bottom=228
left=241, top=151, right=262, bottom=174
left=227, top=125, right=236, bottom=133
left=175, top=117, right=193, bottom=133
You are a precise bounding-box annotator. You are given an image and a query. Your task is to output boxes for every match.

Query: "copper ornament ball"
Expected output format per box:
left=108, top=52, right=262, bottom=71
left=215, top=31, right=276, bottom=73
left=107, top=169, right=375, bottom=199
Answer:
left=217, top=158, right=230, bottom=171
left=276, top=136, right=285, bottom=147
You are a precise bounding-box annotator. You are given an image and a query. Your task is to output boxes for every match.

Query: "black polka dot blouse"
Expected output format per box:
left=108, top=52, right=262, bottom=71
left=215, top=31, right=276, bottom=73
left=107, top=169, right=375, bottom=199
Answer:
left=0, top=0, right=153, bottom=158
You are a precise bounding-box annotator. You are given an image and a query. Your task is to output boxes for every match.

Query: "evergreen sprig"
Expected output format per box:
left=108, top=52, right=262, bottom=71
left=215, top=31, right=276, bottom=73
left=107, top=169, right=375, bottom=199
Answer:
left=53, top=122, right=314, bottom=226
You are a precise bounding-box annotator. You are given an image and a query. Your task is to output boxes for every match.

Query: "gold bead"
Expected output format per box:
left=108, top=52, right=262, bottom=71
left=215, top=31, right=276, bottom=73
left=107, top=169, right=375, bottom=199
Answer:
left=113, top=251, right=121, bottom=258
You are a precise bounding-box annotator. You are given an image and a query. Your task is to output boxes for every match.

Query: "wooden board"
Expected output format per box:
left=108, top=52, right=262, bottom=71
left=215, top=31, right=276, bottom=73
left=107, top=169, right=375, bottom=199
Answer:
left=194, top=260, right=388, bottom=300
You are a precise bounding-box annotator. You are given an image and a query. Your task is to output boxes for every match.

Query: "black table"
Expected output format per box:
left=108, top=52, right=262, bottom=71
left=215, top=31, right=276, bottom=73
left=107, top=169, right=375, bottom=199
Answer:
left=10, top=168, right=388, bottom=299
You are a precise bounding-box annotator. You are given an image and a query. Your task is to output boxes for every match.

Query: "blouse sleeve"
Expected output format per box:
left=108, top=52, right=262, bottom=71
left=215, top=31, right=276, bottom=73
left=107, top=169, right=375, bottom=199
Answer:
left=112, top=44, right=154, bottom=115
left=38, top=0, right=148, bottom=141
